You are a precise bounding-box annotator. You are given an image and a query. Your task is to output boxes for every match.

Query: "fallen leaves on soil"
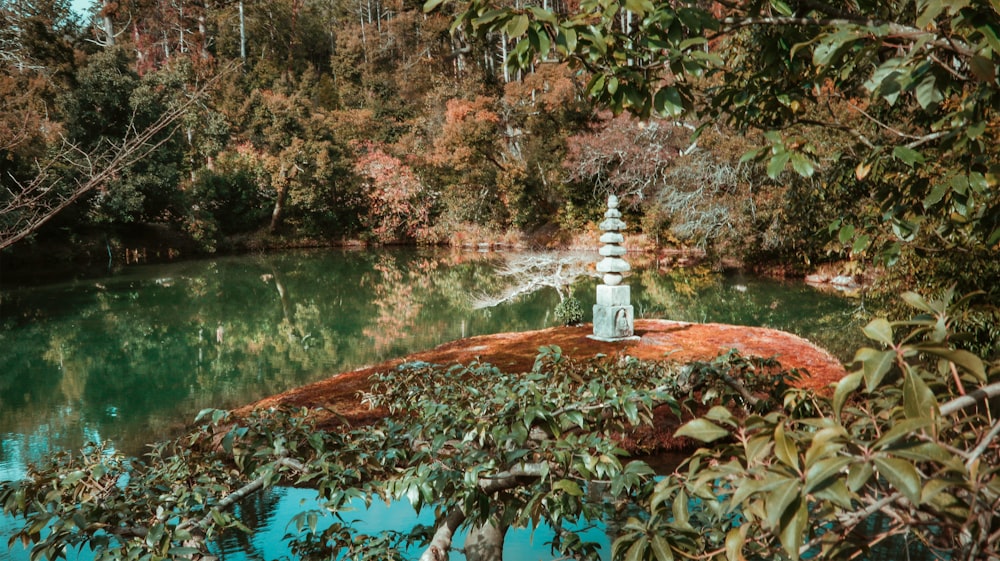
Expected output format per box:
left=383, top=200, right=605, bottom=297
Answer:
left=239, top=319, right=846, bottom=452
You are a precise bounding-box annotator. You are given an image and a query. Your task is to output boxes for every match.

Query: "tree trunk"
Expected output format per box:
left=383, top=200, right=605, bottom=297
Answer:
left=239, top=0, right=247, bottom=61
left=199, top=1, right=210, bottom=59
left=101, top=0, right=115, bottom=46
left=270, top=180, right=288, bottom=233
left=464, top=520, right=507, bottom=561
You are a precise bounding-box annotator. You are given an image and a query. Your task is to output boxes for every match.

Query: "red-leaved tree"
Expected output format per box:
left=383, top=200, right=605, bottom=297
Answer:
left=353, top=141, right=433, bottom=243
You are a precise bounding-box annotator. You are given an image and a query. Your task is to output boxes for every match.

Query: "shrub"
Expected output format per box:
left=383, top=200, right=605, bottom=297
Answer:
left=554, top=295, right=585, bottom=326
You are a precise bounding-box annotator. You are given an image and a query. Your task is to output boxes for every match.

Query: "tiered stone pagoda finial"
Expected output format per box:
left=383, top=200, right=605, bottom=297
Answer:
left=591, top=195, right=638, bottom=341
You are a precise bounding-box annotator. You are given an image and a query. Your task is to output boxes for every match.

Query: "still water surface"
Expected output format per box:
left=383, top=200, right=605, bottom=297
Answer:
left=0, top=248, right=861, bottom=560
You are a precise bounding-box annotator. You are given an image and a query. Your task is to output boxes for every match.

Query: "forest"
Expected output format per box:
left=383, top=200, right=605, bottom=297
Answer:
left=1, top=0, right=995, bottom=320
left=3, top=0, right=1000, bottom=560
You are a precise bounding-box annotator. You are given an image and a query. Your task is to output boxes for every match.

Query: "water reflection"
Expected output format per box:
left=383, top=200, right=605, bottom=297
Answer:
left=0, top=248, right=861, bottom=560
left=1, top=249, right=559, bottom=460
left=211, top=487, right=612, bottom=561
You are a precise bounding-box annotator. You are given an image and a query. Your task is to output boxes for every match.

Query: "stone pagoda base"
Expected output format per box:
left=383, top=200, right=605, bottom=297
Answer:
left=589, top=284, right=640, bottom=342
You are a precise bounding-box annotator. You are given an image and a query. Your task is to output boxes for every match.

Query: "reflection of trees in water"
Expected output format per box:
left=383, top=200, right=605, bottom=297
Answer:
left=0, top=249, right=522, bottom=456
left=363, top=254, right=425, bottom=355
left=212, top=486, right=285, bottom=558
left=636, top=266, right=863, bottom=360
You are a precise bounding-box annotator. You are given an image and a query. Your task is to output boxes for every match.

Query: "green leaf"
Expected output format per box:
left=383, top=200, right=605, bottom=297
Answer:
left=623, top=535, right=648, bottom=561
left=557, top=26, right=577, bottom=53
left=862, top=318, right=894, bottom=346
left=901, top=291, right=935, bottom=313
left=774, top=423, right=800, bottom=472
left=873, top=417, right=932, bottom=450
left=423, top=0, right=445, bottom=12
left=833, top=371, right=862, bottom=419
left=528, top=25, right=551, bottom=57
left=790, top=153, right=815, bottom=177
left=892, top=146, right=924, bottom=167
left=918, top=347, right=987, bottom=382
left=552, top=479, right=584, bottom=497
left=745, top=434, right=774, bottom=464
left=675, top=418, right=730, bottom=442
left=874, top=457, right=922, bottom=504
left=650, top=534, right=674, bottom=561
left=563, top=409, right=585, bottom=429
left=903, top=369, right=937, bottom=419
left=739, top=146, right=766, bottom=163
left=812, top=32, right=852, bottom=66
left=916, top=0, right=944, bottom=29
left=705, top=405, right=736, bottom=425
left=979, top=22, right=1000, bottom=52
left=672, top=489, right=692, bottom=530
left=838, top=224, right=855, bottom=244
left=587, top=74, right=606, bottom=96
left=852, top=234, right=870, bottom=254
left=804, top=426, right=846, bottom=468
left=528, top=6, right=556, bottom=23
left=770, top=0, right=793, bottom=16
left=779, top=498, right=807, bottom=561
left=624, top=0, right=653, bottom=17
left=990, top=226, right=1000, bottom=246
left=725, top=527, right=746, bottom=561
left=765, top=478, right=801, bottom=529
left=607, top=76, right=619, bottom=95
left=767, top=151, right=790, bottom=179
left=867, top=61, right=905, bottom=104
left=622, top=399, right=639, bottom=424
left=923, top=181, right=950, bottom=208
left=507, top=14, right=529, bottom=38
left=853, top=347, right=895, bottom=391
left=891, top=218, right=919, bottom=241
left=804, top=457, right=852, bottom=494
left=847, top=461, right=873, bottom=492
left=921, top=478, right=951, bottom=504
left=967, top=119, right=988, bottom=140
left=678, top=37, right=708, bottom=51
left=145, top=523, right=164, bottom=548
left=653, top=86, right=684, bottom=117
left=731, top=477, right=765, bottom=506
left=812, top=479, right=854, bottom=509
left=915, top=75, right=943, bottom=109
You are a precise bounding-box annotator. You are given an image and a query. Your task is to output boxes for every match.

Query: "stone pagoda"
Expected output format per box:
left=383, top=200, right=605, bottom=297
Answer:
left=591, top=195, right=637, bottom=341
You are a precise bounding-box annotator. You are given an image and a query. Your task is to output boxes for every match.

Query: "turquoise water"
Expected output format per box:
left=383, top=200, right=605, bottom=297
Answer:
left=0, top=248, right=860, bottom=560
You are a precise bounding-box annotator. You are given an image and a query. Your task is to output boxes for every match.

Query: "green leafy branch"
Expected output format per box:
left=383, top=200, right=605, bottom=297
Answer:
left=627, top=289, right=1000, bottom=561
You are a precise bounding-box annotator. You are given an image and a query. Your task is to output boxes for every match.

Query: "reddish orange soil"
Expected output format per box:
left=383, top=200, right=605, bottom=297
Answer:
left=240, top=319, right=846, bottom=451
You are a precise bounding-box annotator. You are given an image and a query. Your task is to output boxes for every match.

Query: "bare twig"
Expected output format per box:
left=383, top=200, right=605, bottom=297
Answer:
left=939, top=381, right=1000, bottom=417
left=471, top=251, right=594, bottom=309
left=0, top=62, right=240, bottom=251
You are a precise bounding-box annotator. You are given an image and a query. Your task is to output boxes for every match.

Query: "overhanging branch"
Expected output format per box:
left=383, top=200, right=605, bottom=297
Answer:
left=0, top=62, right=240, bottom=251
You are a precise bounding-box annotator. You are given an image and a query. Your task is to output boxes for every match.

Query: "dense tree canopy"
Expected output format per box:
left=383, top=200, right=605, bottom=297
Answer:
left=0, top=0, right=996, bottom=308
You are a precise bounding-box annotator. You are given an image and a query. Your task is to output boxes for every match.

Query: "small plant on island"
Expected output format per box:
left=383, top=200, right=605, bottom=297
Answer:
left=554, top=295, right=585, bottom=326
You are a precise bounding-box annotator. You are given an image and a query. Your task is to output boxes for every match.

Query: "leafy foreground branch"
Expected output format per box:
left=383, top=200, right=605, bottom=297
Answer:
left=3, top=289, right=999, bottom=561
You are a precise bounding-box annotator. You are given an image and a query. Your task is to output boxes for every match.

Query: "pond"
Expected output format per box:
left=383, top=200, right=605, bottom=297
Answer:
left=0, top=247, right=862, bottom=560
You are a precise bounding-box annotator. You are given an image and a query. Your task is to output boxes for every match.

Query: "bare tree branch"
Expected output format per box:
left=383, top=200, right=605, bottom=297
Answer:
left=0, top=63, right=239, bottom=251
left=418, top=462, right=550, bottom=561
left=940, top=381, right=1000, bottom=416
left=471, top=251, right=595, bottom=309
